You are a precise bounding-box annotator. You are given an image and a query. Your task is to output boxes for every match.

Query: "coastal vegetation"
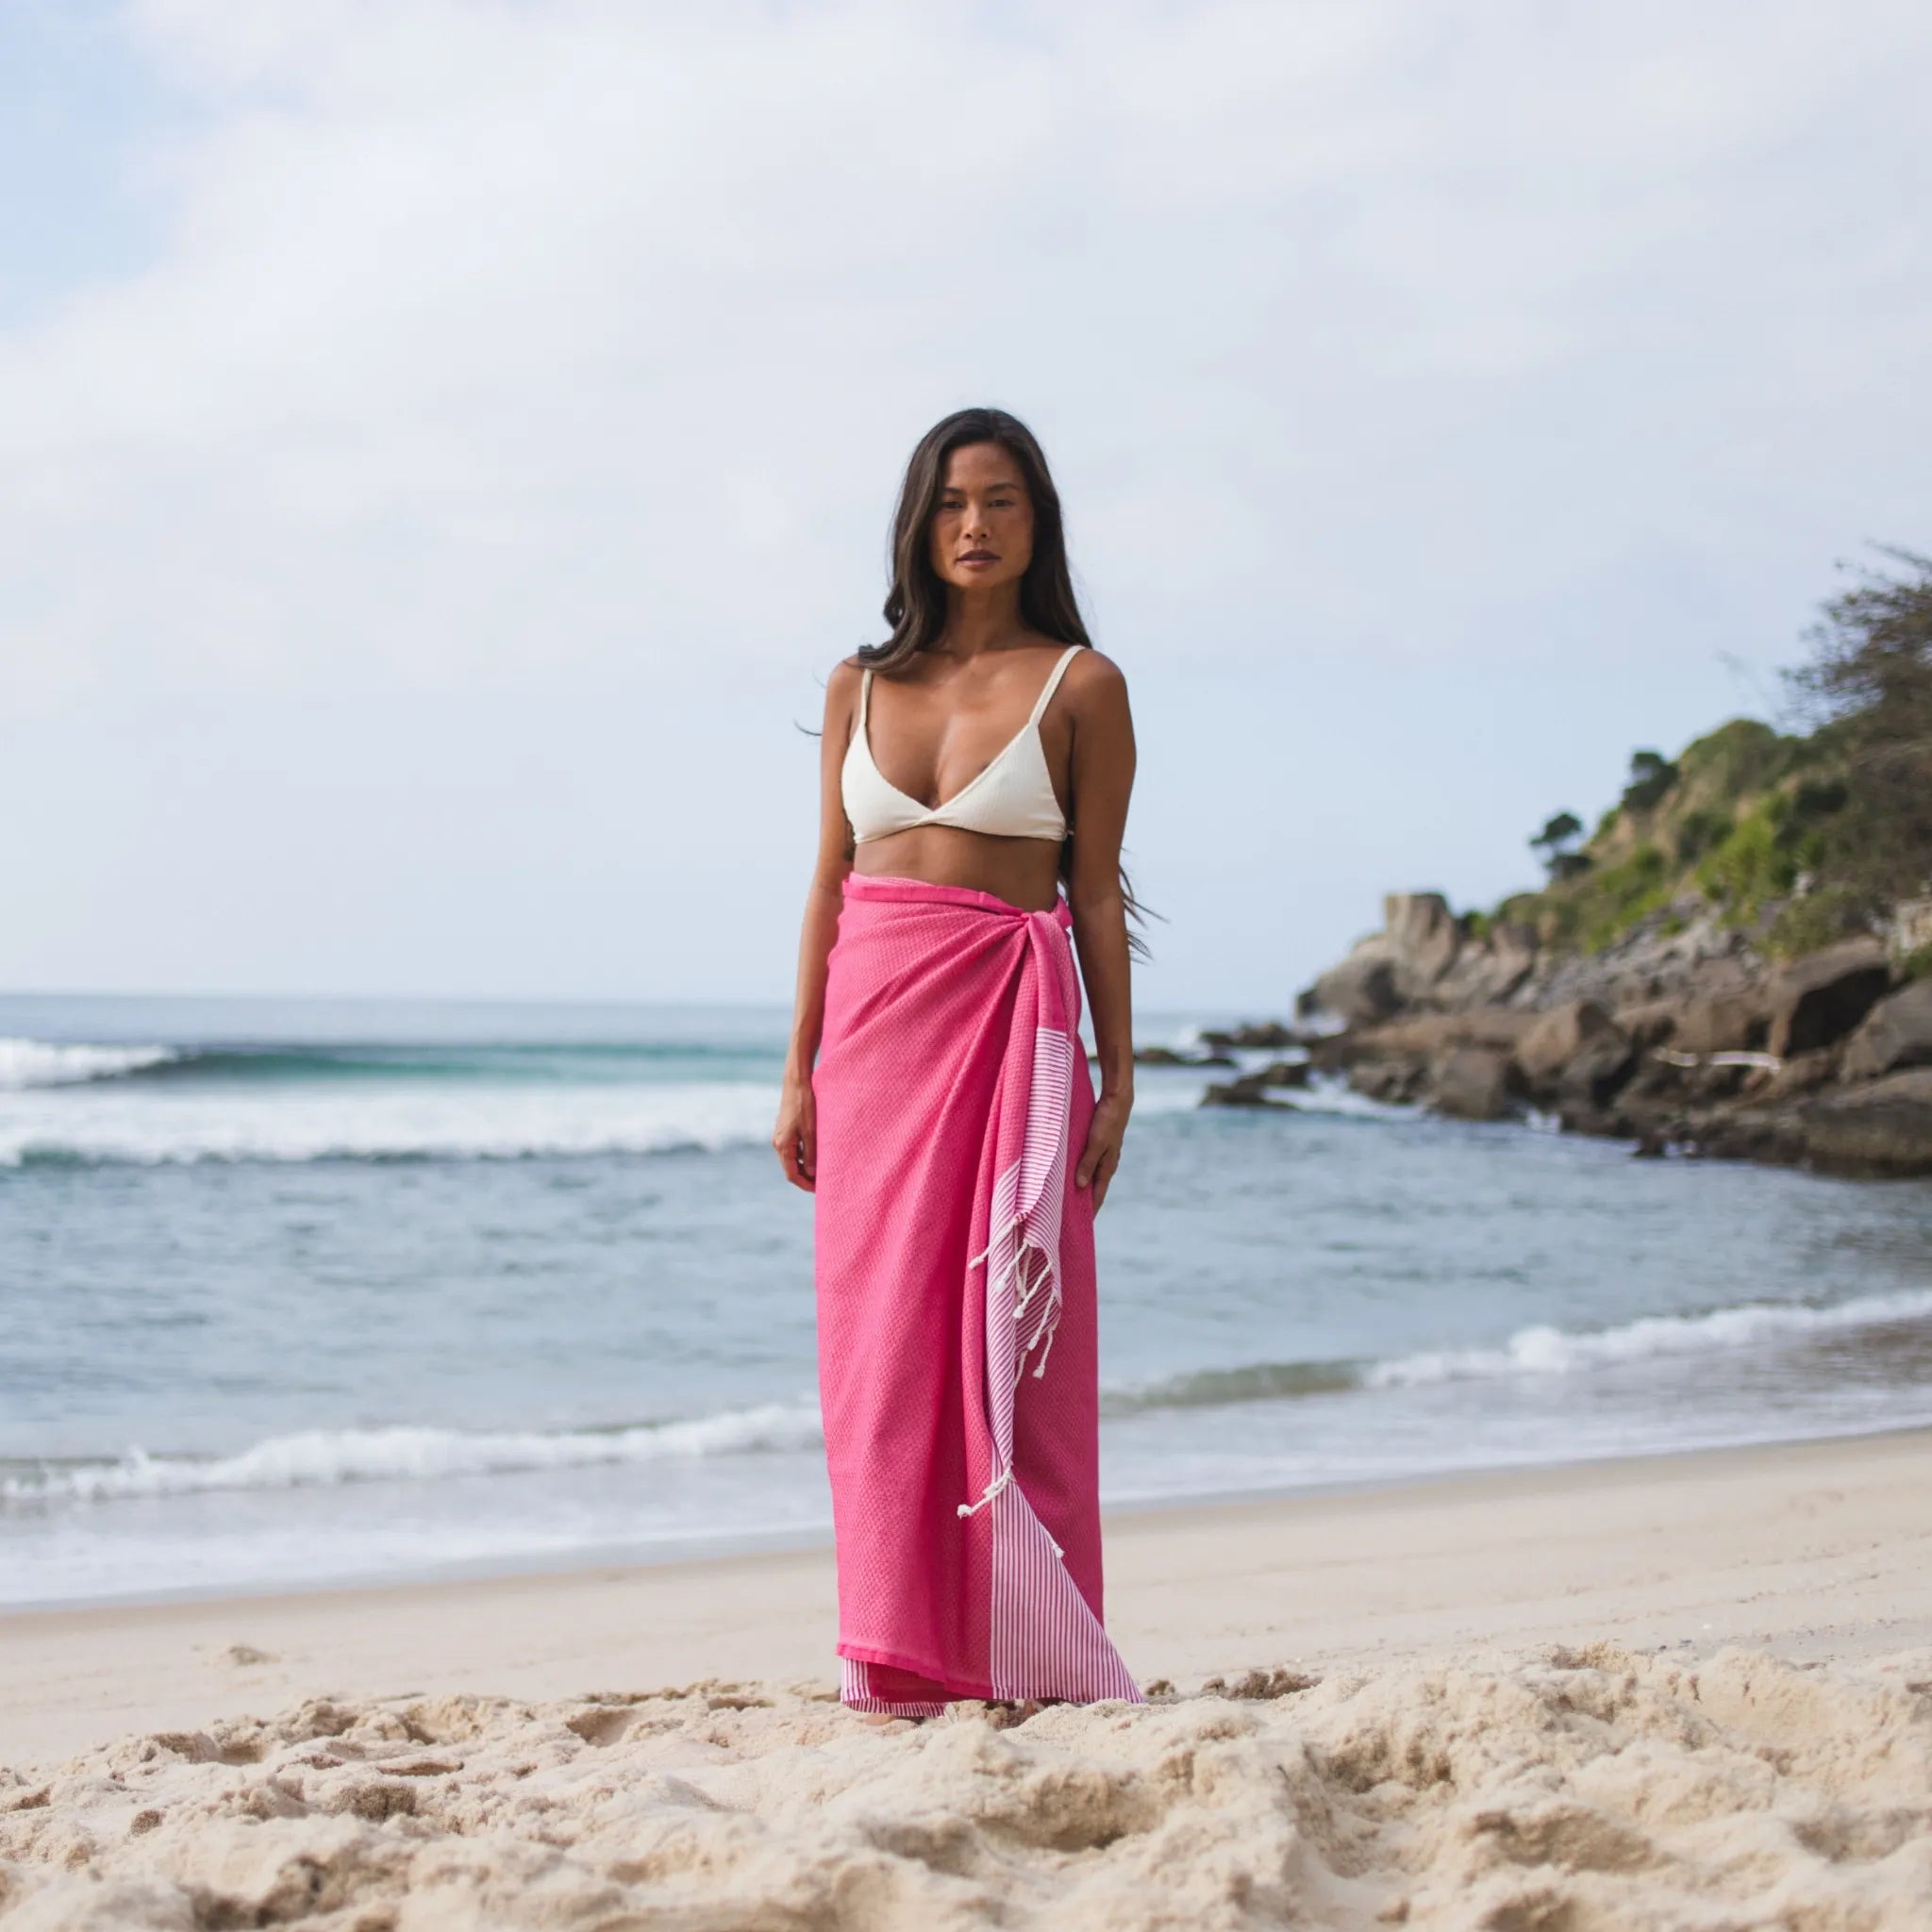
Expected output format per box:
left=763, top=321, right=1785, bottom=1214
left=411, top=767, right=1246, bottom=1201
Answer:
left=1491, top=546, right=1931, bottom=961
left=1192, top=546, right=1932, bottom=1178
left=1491, top=548, right=1932, bottom=961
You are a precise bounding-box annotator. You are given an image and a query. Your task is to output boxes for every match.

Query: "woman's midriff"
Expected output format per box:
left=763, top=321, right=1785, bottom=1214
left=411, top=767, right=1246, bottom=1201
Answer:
left=851, top=824, right=1066, bottom=914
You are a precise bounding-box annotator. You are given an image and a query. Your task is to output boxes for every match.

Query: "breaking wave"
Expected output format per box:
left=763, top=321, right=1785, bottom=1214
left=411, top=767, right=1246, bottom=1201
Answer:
left=25, top=1287, right=1919, bottom=1507
left=1367, top=1287, right=1932, bottom=1387
left=0, top=1038, right=181, bottom=1089
left=0, top=1080, right=780, bottom=1166
left=1115, top=1286, right=1932, bottom=1413
left=3, top=1403, right=828, bottom=1507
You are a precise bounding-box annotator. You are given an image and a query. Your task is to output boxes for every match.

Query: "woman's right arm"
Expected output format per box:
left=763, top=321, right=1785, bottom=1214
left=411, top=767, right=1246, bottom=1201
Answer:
left=772, top=660, right=860, bottom=1192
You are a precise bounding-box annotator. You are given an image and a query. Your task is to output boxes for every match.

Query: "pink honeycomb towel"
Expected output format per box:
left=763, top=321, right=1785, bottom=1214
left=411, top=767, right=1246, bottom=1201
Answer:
left=812, top=871, right=1141, bottom=1715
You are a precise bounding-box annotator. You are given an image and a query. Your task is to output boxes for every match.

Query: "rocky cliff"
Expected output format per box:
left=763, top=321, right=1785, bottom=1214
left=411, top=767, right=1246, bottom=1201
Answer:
left=1199, top=560, right=1932, bottom=1175
left=1253, top=886, right=1932, bottom=1177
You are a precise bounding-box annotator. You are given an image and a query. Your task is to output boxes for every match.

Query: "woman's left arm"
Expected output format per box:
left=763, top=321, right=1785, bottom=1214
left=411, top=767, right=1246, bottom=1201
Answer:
left=1061, top=650, right=1138, bottom=1212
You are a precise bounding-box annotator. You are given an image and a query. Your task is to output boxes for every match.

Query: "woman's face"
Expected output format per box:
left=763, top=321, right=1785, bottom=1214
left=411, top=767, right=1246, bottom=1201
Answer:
left=928, top=441, right=1034, bottom=595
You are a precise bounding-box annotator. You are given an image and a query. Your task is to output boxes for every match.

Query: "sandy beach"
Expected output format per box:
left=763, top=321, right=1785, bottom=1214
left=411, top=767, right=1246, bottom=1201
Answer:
left=3, top=1424, right=1929, bottom=1927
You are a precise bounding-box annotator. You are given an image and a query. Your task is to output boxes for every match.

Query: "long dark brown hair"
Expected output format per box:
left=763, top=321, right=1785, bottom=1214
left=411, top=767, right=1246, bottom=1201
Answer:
left=863, top=408, right=1088, bottom=672
left=862, top=406, right=1156, bottom=959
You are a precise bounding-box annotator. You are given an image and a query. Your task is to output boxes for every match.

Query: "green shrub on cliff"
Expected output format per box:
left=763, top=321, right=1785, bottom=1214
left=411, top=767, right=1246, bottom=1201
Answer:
left=1671, top=808, right=1728, bottom=867
left=1694, top=797, right=1797, bottom=914
left=1488, top=721, right=1829, bottom=947
left=1765, top=887, right=1870, bottom=958
left=1579, top=844, right=1674, bottom=952
left=1675, top=717, right=1801, bottom=795
left=1511, top=751, right=1843, bottom=953
left=1476, top=549, right=1932, bottom=957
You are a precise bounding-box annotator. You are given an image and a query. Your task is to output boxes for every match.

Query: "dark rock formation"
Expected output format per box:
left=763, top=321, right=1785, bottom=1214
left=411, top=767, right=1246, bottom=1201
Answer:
left=1348, top=1057, right=1428, bottom=1105
left=1429, top=1046, right=1520, bottom=1121
left=1252, top=887, right=1932, bottom=1177
left=1303, top=1010, right=1537, bottom=1117
left=1679, top=1068, right=1932, bottom=1177
left=1566, top=1032, right=1639, bottom=1110
left=1736, top=1046, right=1842, bottom=1108
left=1299, top=892, right=1469, bottom=1025
left=1516, top=1001, right=1637, bottom=1107
left=1199, top=1057, right=1311, bottom=1108
left=1256, top=1058, right=1310, bottom=1088
left=1798, top=1068, right=1932, bottom=1177
left=1301, top=952, right=1404, bottom=1028
left=1674, top=1106, right=1808, bottom=1168
left=1840, top=978, right=1932, bottom=1082
left=1201, top=1068, right=1300, bottom=1108
left=1301, top=891, right=1782, bottom=1029
left=1196, top=1021, right=1301, bottom=1051
left=1432, top=923, right=1540, bottom=1009
left=1670, top=996, right=1770, bottom=1056
left=1763, top=939, right=1892, bottom=1059
left=1611, top=999, right=1682, bottom=1052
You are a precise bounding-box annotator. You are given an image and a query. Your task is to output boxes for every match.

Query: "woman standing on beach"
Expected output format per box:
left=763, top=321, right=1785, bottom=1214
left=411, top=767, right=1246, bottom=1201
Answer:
left=772, top=407, right=1144, bottom=1719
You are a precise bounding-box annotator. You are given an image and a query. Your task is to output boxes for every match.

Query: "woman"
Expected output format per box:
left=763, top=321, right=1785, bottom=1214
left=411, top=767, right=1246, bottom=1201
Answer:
left=773, top=406, right=1143, bottom=1720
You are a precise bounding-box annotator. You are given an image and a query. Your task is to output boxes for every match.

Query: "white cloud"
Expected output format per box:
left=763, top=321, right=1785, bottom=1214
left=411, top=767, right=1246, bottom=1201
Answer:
left=1, top=0, right=1924, bottom=702
left=3, top=0, right=1929, bottom=998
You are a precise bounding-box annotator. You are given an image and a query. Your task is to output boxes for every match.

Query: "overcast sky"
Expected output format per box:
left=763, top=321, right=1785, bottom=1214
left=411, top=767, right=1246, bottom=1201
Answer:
left=3, top=0, right=1927, bottom=1010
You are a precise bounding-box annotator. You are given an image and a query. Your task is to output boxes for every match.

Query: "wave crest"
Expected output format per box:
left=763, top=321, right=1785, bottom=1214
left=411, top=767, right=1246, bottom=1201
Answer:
left=9, top=1292, right=1924, bottom=1511
left=0, top=1038, right=180, bottom=1090
left=1368, top=1287, right=1932, bottom=1388
left=0, top=1079, right=780, bottom=1167
left=2, top=1403, right=826, bottom=1507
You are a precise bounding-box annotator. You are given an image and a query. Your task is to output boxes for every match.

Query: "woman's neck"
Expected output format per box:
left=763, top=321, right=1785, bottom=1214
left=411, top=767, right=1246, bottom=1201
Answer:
left=939, top=584, right=1026, bottom=660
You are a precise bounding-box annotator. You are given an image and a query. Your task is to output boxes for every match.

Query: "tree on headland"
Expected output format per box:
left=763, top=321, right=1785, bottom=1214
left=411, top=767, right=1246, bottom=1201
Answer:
left=1530, top=811, right=1591, bottom=881
left=1619, top=749, right=1679, bottom=813
left=1784, top=543, right=1932, bottom=913
left=1478, top=544, right=1929, bottom=961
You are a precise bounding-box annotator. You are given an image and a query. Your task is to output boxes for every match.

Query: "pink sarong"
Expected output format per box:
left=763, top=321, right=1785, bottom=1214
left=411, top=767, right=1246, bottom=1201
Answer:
left=813, top=872, right=1141, bottom=1714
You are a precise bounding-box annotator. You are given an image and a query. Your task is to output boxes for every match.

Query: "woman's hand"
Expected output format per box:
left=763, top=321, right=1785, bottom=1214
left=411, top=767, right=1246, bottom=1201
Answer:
left=1074, top=1088, right=1130, bottom=1212
left=773, top=1071, right=817, bottom=1191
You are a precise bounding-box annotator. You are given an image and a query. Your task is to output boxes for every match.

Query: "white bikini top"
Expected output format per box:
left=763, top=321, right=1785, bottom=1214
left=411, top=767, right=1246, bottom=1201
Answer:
left=841, top=643, right=1083, bottom=845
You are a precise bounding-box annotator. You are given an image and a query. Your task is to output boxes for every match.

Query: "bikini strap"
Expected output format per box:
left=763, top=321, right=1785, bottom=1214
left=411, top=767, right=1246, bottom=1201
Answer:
left=1026, top=644, right=1084, bottom=727
left=858, top=664, right=873, bottom=728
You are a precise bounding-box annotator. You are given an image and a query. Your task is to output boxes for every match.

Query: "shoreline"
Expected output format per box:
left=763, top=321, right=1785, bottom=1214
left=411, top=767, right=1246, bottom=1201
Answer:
left=8, top=1419, right=1929, bottom=1771
left=9, top=1408, right=1931, bottom=1624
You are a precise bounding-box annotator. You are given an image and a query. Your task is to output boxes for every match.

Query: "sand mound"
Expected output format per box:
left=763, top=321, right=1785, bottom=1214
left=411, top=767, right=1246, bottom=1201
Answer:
left=4, top=1642, right=1929, bottom=1929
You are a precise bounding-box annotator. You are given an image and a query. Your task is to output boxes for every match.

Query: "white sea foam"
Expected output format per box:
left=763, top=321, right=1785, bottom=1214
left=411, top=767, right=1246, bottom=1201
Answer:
left=3, top=1402, right=827, bottom=1506
left=0, top=1078, right=778, bottom=1165
left=1280, top=1077, right=1416, bottom=1120
left=1366, top=1287, right=1932, bottom=1388
left=0, top=1038, right=179, bottom=1090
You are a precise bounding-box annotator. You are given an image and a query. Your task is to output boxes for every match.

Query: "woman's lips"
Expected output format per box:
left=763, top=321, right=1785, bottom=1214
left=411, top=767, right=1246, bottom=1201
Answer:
left=958, top=554, right=998, bottom=567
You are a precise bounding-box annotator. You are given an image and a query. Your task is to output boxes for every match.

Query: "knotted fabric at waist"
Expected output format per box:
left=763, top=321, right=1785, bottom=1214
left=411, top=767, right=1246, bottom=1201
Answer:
left=841, top=870, right=1073, bottom=935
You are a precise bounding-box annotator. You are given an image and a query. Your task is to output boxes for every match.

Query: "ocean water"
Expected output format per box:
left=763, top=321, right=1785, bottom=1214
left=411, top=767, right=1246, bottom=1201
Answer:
left=4, top=991, right=1929, bottom=1611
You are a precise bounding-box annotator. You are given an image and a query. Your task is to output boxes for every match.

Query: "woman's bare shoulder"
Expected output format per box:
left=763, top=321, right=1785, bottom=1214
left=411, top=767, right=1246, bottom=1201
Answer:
left=811, top=658, right=863, bottom=741
left=1063, top=644, right=1128, bottom=699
